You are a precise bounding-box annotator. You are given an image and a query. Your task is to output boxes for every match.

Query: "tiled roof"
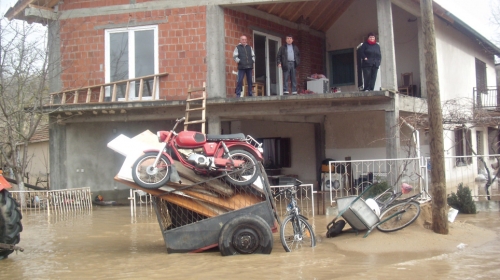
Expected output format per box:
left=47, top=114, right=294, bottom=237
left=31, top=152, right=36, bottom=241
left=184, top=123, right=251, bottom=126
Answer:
left=30, top=124, right=49, bottom=143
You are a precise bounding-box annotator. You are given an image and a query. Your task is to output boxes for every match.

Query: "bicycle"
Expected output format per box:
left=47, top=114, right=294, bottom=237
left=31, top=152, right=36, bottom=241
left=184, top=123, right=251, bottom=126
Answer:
left=371, top=183, right=425, bottom=232
left=274, top=178, right=316, bottom=252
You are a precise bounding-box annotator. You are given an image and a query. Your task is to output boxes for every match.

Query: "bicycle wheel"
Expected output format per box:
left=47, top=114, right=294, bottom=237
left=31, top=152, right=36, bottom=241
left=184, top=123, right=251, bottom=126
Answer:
left=377, top=201, right=421, bottom=232
left=280, top=215, right=316, bottom=252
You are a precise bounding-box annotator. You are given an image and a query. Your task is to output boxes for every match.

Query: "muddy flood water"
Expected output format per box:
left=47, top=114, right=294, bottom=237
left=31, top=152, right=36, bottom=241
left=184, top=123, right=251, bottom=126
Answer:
left=1, top=206, right=499, bottom=279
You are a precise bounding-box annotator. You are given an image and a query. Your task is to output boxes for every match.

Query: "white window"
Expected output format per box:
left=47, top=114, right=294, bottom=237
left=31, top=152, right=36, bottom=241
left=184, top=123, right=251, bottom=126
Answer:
left=105, top=25, right=158, bottom=100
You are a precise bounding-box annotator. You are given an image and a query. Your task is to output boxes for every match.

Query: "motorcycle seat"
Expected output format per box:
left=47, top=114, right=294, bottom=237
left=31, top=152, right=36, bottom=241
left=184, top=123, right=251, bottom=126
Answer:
left=206, top=133, right=246, bottom=141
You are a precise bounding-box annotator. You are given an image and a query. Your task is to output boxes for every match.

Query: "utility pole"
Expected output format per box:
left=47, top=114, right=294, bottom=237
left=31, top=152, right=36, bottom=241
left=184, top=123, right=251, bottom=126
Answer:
left=421, top=0, right=448, bottom=234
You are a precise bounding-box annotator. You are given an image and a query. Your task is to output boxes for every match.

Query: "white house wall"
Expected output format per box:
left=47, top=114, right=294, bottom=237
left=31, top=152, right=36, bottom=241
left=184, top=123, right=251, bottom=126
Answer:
left=434, top=15, right=497, bottom=101
left=235, top=120, right=317, bottom=185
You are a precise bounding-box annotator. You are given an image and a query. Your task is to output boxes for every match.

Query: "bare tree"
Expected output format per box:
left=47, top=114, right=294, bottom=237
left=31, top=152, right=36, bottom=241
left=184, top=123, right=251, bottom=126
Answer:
left=404, top=97, right=500, bottom=201
left=0, top=17, right=49, bottom=200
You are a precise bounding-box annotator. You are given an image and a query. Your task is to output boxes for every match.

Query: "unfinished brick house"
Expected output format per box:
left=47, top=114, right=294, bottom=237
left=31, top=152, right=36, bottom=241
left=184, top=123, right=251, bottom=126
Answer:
left=5, top=0, right=500, bottom=202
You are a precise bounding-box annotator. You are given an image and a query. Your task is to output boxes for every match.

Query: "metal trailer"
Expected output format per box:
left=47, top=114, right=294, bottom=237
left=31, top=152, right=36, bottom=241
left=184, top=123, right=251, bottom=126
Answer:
left=116, top=164, right=279, bottom=256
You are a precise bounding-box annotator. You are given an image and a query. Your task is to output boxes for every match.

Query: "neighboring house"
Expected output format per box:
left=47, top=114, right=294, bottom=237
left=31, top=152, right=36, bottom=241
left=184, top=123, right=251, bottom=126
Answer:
left=5, top=0, right=500, bottom=202
left=18, top=125, right=50, bottom=189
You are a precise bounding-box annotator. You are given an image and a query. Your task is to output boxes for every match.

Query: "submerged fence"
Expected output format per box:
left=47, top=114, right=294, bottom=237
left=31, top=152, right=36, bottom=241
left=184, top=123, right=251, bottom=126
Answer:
left=9, top=187, right=92, bottom=213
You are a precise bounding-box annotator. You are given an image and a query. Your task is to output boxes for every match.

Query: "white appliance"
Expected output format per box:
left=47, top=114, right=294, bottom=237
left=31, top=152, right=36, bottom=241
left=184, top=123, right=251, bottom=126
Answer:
left=322, top=173, right=344, bottom=191
left=307, top=78, right=329, bottom=93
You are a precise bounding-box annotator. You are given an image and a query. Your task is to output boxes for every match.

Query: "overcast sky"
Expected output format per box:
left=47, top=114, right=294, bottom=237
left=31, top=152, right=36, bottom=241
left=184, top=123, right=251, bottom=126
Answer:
left=1, top=0, right=499, bottom=45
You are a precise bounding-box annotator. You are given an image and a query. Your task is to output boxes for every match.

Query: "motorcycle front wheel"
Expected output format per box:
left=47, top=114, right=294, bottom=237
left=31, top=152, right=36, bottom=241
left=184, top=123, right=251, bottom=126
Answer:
left=132, top=152, right=172, bottom=189
left=224, top=149, right=259, bottom=186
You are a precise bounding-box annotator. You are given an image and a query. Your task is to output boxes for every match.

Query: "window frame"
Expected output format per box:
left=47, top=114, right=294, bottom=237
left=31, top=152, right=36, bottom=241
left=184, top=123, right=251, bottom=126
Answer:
left=328, top=48, right=355, bottom=87
left=454, top=128, right=472, bottom=166
left=104, top=25, right=159, bottom=100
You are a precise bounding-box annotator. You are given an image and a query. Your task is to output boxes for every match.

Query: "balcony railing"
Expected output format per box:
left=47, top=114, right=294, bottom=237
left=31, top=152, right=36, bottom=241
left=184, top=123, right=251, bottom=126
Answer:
left=473, top=86, right=500, bottom=110
left=49, top=72, right=169, bottom=105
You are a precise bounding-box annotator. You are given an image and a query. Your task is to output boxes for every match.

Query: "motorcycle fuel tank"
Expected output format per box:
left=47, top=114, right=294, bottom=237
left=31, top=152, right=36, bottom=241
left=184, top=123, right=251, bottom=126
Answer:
left=175, top=131, right=206, bottom=148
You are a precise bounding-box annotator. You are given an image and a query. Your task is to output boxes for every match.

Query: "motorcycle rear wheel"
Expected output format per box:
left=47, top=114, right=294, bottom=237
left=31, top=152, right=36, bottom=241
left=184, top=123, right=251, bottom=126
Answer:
left=132, top=152, right=172, bottom=189
left=224, top=149, right=259, bottom=186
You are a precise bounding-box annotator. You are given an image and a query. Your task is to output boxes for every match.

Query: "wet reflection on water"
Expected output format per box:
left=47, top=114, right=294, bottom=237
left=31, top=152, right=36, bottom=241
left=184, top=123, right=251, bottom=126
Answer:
left=1, top=207, right=499, bottom=279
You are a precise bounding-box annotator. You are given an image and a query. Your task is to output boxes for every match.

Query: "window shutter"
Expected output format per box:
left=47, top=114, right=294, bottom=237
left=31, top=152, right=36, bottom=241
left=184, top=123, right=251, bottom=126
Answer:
left=466, top=129, right=472, bottom=164
left=455, top=129, right=463, bottom=165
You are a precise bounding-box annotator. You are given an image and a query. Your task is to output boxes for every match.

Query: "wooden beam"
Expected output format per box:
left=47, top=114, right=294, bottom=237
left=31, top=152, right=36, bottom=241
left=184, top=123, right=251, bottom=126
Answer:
left=318, top=0, right=354, bottom=32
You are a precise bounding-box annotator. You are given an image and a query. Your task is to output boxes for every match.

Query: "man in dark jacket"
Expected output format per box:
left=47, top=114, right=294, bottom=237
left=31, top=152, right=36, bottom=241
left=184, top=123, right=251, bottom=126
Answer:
left=233, top=35, right=255, bottom=97
left=277, top=35, right=300, bottom=95
left=357, top=32, right=381, bottom=91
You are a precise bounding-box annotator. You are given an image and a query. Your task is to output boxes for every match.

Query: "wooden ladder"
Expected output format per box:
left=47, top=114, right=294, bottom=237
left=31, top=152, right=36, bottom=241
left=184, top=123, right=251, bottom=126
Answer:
left=184, top=82, right=207, bottom=133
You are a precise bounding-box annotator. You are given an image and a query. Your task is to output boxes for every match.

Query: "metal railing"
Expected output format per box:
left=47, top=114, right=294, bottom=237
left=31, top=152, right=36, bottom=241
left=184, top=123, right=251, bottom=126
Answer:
left=9, top=187, right=92, bottom=213
left=49, top=72, right=169, bottom=105
left=129, top=189, right=154, bottom=219
left=324, top=155, right=500, bottom=206
left=473, top=86, right=500, bottom=110
left=424, top=154, right=500, bottom=200
left=324, top=157, right=426, bottom=203
left=271, top=184, right=314, bottom=218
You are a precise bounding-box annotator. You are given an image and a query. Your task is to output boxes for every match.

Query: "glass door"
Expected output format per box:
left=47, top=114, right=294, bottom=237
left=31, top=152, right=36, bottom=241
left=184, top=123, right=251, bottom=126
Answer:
left=254, top=32, right=282, bottom=96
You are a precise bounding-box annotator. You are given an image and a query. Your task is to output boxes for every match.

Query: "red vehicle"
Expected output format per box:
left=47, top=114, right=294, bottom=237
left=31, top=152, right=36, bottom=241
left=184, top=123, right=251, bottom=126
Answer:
left=0, top=170, right=22, bottom=260
left=132, top=117, right=264, bottom=189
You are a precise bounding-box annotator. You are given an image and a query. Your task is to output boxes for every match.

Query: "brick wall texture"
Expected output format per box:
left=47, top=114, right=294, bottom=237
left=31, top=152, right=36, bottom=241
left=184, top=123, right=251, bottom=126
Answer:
left=58, top=4, right=324, bottom=100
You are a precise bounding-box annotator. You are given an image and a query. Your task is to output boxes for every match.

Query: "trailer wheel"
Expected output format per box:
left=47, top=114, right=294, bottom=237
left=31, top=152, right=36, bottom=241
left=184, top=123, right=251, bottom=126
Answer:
left=218, top=215, right=273, bottom=256
left=0, top=190, right=23, bottom=260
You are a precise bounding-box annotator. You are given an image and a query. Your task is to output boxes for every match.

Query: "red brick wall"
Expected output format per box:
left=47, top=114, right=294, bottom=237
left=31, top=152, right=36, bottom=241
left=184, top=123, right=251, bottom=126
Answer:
left=224, top=9, right=325, bottom=96
left=59, top=6, right=207, bottom=100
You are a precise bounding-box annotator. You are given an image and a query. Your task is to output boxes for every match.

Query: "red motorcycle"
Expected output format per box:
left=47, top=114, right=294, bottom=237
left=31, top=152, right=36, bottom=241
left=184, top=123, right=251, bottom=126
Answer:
left=132, top=117, right=264, bottom=189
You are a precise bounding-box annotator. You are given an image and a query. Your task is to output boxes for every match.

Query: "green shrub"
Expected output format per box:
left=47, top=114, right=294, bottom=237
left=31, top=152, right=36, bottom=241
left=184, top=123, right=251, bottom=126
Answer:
left=363, top=181, right=391, bottom=199
left=447, top=183, right=477, bottom=214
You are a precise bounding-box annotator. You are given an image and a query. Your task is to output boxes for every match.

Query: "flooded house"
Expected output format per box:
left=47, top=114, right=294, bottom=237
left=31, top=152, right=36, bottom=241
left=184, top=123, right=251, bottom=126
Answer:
left=4, top=0, right=500, bottom=202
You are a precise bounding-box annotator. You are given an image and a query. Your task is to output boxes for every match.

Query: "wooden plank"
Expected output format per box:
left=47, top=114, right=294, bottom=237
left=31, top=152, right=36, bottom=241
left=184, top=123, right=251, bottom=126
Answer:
left=187, top=87, right=206, bottom=93
left=182, top=190, right=264, bottom=211
left=185, top=107, right=204, bottom=112
left=185, top=96, right=206, bottom=102
left=201, top=82, right=206, bottom=133
left=111, top=84, right=117, bottom=102
left=124, top=81, right=130, bottom=101
left=86, top=88, right=91, bottom=103
left=114, top=176, right=218, bottom=217
left=138, top=79, right=144, bottom=100
left=73, top=90, right=79, bottom=104
left=152, top=76, right=158, bottom=100
left=184, top=120, right=206, bottom=124
left=173, top=161, right=234, bottom=197
left=99, top=86, right=104, bottom=102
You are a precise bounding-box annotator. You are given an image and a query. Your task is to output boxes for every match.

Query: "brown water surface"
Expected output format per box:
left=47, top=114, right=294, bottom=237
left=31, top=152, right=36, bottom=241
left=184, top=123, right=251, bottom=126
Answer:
left=1, top=206, right=499, bottom=279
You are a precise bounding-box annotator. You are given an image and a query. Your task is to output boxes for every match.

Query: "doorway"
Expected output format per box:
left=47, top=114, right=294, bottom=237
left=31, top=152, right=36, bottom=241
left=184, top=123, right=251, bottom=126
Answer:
left=254, top=32, right=282, bottom=96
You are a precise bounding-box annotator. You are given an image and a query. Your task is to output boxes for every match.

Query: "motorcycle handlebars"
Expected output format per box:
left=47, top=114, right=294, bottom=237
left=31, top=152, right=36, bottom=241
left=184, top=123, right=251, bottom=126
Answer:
left=171, top=117, right=186, bottom=131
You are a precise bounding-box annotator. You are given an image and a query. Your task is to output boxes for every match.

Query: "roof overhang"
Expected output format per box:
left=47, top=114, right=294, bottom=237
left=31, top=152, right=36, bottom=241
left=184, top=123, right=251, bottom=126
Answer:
left=4, top=0, right=59, bottom=25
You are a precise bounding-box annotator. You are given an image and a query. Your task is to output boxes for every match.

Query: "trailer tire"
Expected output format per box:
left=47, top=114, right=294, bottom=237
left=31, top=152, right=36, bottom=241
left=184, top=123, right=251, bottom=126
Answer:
left=0, top=190, right=22, bottom=260
left=218, top=215, right=273, bottom=256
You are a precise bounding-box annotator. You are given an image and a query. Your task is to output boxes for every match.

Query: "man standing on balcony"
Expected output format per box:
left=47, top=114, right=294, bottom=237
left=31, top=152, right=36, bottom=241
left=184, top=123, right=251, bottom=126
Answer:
left=277, top=35, right=300, bottom=95
left=233, top=35, right=255, bottom=98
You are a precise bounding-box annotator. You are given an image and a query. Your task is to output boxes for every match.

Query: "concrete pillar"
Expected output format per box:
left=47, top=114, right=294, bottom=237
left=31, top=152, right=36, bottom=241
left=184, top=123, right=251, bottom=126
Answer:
left=206, top=5, right=226, bottom=98
left=385, top=94, right=400, bottom=160
left=417, top=18, right=427, bottom=98
left=49, top=117, right=67, bottom=190
left=376, top=0, right=398, bottom=91
left=47, top=20, right=62, bottom=92
left=298, top=27, right=311, bottom=92
left=208, top=116, right=221, bottom=134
